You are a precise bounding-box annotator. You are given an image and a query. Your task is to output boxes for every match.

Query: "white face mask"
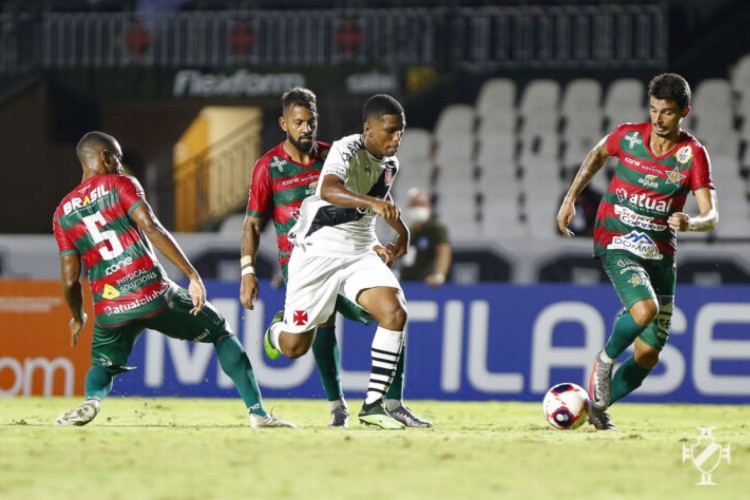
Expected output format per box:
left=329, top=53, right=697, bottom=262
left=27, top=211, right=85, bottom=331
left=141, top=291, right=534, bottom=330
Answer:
left=406, top=206, right=430, bottom=225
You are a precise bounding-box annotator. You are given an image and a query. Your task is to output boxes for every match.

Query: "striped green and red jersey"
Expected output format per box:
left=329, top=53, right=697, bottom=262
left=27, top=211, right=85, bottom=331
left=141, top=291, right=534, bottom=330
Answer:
left=593, top=122, right=714, bottom=260
left=246, top=141, right=330, bottom=272
left=53, top=174, right=173, bottom=327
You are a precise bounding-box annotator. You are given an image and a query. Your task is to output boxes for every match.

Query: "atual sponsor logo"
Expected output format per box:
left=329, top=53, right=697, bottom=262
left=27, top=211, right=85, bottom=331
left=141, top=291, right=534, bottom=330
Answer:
left=102, top=286, right=166, bottom=315
left=615, top=188, right=673, bottom=214
left=607, top=230, right=663, bottom=260
left=173, top=69, right=305, bottom=97
left=614, top=205, right=667, bottom=231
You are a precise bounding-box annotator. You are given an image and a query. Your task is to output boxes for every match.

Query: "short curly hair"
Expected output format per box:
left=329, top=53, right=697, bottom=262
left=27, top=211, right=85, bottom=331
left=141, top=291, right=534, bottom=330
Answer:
left=281, top=87, right=317, bottom=115
left=648, top=73, right=691, bottom=110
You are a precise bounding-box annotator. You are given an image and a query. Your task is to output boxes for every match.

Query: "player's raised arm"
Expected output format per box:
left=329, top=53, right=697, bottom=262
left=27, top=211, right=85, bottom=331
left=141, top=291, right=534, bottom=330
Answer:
left=556, top=137, right=611, bottom=236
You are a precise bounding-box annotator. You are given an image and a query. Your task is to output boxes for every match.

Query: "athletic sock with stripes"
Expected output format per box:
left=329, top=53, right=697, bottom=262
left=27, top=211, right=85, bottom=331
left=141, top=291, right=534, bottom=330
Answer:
left=365, top=326, right=404, bottom=405
left=385, top=337, right=406, bottom=400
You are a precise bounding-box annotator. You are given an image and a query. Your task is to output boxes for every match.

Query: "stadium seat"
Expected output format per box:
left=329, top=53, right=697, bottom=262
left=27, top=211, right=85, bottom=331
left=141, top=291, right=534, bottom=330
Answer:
left=730, top=53, right=750, bottom=94
left=392, top=128, right=436, bottom=206
left=561, top=78, right=603, bottom=118
left=518, top=79, right=561, bottom=135
left=480, top=198, right=528, bottom=239
left=603, top=78, right=646, bottom=128
left=476, top=78, right=517, bottom=114
left=399, top=128, right=434, bottom=166
left=561, top=111, right=603, bottom=171
left=434, top=104, right=476, bottom=139
left=689, top=79, right=736, bottom=149
left=476, top=78, right=518, bottom=134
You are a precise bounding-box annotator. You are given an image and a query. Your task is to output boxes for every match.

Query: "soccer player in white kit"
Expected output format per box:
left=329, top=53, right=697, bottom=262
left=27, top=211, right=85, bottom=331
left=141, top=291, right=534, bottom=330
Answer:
left=264, top=94, right=411, bottom=429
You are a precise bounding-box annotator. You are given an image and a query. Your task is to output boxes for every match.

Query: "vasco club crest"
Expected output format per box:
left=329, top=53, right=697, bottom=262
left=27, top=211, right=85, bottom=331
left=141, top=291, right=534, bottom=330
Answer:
left=682, top=427, right=731, bottom=485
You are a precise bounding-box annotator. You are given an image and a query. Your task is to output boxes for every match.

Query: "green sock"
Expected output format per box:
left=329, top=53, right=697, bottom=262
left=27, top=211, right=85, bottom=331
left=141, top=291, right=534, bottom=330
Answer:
left=84, top=364, right=114, bottom=401
left=604, top=311, right=647, bottom=360
left=312, top=326, right=344, bottom=401
left=610, top=355, right=651, bottom=405
left=215, top=334, right=266, bottom=415
left=385, top=342, right=406, bottom=400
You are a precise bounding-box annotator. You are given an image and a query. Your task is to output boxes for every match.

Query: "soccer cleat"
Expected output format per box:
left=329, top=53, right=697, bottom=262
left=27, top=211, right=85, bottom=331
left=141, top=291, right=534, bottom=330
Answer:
left=250, top=412, right=297, bottom=429
left=588, top=405, right=617, bottom=431
left=589, top=349, right=614, bottom=410
left=329, top=405, right=350, bottom=428
left=54, top=400, right=100, bottom=427
left=263, top=310, right=284, bottom=360
left=358, top=400, right=405, bottom=430
left=385, top=400, right=433, bottom=428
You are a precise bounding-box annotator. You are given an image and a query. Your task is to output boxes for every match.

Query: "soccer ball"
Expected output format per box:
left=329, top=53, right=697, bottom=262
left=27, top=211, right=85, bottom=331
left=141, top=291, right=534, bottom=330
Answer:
left=542, top=383, right=590, bottom=430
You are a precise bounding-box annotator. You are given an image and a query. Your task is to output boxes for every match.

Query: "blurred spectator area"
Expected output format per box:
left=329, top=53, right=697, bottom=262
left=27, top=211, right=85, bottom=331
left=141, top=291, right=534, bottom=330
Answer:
left=2, top=1, right=750, bottom=284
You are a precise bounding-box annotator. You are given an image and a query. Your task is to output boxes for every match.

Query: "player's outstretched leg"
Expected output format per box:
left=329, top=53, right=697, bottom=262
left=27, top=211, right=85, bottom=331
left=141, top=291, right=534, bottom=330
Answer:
left=54, top=363, right=115, bottom=426
left=54, top=399, right=101, bottom=426
left=312, top=325, right=349, bottom=427
left=214, top=333, right=296, bottom=429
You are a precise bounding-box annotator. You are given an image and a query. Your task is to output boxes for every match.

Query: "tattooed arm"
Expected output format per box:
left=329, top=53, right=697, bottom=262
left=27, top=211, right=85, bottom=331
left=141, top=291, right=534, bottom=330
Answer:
left=556, top=136, right=611, bottom=237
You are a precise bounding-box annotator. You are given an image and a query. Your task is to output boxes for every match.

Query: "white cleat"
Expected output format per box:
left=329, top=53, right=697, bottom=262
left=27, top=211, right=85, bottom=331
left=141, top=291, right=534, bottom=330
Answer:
left=250, top=412, right=297, bottom=429
left=54, top=400, right=100, bottom=427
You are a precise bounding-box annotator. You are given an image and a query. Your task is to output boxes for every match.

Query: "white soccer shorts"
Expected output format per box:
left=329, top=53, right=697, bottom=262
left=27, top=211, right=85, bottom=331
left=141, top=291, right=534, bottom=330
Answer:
left=282, top=248, right=403, bottom=334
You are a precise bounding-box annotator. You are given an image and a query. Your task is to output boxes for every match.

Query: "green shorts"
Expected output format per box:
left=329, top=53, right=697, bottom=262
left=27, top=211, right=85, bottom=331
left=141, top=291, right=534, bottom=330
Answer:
left=91, top=286, right=231, bottom=371
left=601, top=250, right=676, bottom=350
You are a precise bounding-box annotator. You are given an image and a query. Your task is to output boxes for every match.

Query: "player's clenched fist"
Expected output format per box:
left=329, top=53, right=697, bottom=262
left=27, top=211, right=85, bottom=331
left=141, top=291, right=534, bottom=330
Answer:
left=372, top=199, right=400, bottom=220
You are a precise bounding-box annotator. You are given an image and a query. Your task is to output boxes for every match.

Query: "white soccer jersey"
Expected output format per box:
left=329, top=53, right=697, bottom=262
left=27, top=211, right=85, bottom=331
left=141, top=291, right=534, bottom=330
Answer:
left=287, top=133, right=399, bottom=254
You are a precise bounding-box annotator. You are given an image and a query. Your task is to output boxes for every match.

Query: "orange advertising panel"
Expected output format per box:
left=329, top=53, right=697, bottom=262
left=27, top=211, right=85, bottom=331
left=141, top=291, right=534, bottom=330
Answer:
left=0, top=280, right=93, bottom=397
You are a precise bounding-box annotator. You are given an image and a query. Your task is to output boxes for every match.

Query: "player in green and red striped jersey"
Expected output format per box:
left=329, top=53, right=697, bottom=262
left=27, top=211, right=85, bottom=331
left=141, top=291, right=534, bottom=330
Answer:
left=53, top=131, right=294, bottom=428
left=240, top=88, right=431, bottom=428
left=557, top=73, right=719, bottom=430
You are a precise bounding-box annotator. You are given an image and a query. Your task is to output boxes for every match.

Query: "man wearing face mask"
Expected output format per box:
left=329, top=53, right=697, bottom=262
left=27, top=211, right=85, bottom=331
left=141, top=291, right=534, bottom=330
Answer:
left=400, top=187, right=452, bottom=287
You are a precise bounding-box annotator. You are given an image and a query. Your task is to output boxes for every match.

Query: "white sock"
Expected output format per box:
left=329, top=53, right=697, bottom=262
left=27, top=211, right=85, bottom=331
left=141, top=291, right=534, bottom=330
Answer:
left=365, top=327, right=404, bottom=405
left=270, top=321, right=285, bottom=356
left=329, top=398, right=347, bottom=412
left=599, top=350, right=613, bottom=364
left=384, top=398, right=403, bottom=411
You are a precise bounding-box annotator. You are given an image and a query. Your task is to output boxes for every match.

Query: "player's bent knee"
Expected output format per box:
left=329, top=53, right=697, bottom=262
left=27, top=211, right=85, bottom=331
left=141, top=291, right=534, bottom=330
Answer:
left=279, top=332, right=314, bottom=359
left=630, top=299, right=659, bottom=326
left=379, top=306, right=407, bottom=331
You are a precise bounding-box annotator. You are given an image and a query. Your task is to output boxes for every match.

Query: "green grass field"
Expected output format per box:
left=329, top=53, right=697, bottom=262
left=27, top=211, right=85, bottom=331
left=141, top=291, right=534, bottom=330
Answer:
left=0, top=398, right=746, bottom=499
